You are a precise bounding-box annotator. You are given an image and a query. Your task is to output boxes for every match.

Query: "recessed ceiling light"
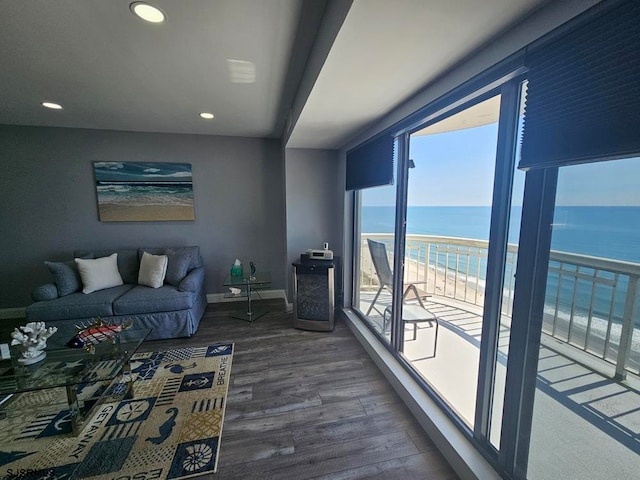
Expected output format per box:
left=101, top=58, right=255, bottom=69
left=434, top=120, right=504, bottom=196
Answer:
left=199, top=112, right=214, bottom=120
left=130, top=2, right=166, bottom=23
left=42, top=102, right=63, bottom=110
left=226, top=59, right=256, bottom=84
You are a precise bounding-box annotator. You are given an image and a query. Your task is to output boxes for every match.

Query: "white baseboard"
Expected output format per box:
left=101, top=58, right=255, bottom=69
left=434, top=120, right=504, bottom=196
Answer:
left=0, top=307, right=26, bottom=319
left=207, top=288, right=288, bottom=304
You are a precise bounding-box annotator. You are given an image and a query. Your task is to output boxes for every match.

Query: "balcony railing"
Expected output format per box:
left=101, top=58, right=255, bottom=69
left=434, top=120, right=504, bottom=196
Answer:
left=360, top=233, right=640, bottom=377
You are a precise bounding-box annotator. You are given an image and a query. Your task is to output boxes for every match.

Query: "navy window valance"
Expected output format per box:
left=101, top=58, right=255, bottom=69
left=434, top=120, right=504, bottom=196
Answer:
left=346, top=134, right=394, bottom=191
left=519, top=0, right=640, bottom=170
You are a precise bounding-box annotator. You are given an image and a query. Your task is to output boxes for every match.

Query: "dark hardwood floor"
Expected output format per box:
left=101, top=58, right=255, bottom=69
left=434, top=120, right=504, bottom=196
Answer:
left=144, top=300, right=458, bottom=480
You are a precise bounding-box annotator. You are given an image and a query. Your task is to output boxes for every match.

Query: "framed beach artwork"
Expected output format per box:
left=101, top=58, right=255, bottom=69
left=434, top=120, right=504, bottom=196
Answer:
left=94, top=162, right=195, bottom=222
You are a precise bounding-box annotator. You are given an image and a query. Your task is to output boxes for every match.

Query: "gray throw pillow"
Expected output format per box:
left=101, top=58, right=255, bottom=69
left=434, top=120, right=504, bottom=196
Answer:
left=45, top=260, right=82, bottom=297
left=164, top=248, right=192, bottom=287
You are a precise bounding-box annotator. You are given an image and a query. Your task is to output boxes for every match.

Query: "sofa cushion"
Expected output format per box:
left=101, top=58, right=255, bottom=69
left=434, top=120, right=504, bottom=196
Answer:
left=26, top=284, right=135, bottom=321
left=139, top=246, right=201, bottom=271
left=74, top=249, right=140, bottom=284
left=138, top=251, right=168, bottom=288
left=76, top=253, right=124, bottom=294
left=164, top=248, right=192, bottom=287
left=113, top=285, right=193, bottom=315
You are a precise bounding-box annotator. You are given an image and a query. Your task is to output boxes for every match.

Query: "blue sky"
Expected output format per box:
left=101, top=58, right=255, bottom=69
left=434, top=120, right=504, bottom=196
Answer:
left=555, top=159, right=640, bottom=206
left=363, top=123, right=640, bottom=207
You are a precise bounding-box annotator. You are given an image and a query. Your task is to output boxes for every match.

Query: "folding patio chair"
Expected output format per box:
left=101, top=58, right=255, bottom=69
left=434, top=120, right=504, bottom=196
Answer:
left=365, top=238, right=428, bottom=316
left=366, top=238, right=439, bottom=356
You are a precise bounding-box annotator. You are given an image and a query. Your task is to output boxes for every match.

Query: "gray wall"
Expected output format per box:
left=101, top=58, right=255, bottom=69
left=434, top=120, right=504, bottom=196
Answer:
left=284, top=148, right=342, bottom=299
left=0, top=125, right=286, bottom=308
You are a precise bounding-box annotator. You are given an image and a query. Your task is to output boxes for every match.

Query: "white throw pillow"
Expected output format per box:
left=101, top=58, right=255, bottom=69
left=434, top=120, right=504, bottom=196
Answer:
left=75, top=253, right=124, bottom=294
left=138, top=251, right=168, bottom=288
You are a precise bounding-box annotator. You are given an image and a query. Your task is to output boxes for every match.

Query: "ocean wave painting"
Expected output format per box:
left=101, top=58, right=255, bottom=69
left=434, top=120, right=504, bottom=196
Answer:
left=94, top=162, right=195, bottom=221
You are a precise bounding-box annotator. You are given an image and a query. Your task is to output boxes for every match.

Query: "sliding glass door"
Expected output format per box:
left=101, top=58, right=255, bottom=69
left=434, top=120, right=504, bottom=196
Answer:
left=352, top=79, right=528, bottom=452
left=402, top=94, right=501, bottom=427
left=354, top=140, right=398, bottom=345
left=526, top=157, right=640, bottom=479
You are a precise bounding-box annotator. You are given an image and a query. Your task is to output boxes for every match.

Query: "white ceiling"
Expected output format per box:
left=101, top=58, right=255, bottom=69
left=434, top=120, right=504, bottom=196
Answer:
left=0, top=0, right=549, bottom=147
left=414, top=94, right=501, bottom=137
left=287, top=0, right=547, bottom=148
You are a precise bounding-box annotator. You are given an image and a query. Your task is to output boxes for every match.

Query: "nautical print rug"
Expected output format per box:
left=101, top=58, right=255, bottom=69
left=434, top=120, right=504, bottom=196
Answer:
left=0, top=343, right=233, bottom=480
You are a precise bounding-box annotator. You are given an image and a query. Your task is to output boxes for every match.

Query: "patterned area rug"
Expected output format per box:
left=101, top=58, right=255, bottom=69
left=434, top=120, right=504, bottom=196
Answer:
left=0, top=343, right=233, bottom=480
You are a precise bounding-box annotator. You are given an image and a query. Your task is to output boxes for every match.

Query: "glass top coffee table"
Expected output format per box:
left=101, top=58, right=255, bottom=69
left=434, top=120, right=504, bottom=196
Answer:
left=0, top=327, right=150, bottom=435
left=223, top=271, right=271, bottom=322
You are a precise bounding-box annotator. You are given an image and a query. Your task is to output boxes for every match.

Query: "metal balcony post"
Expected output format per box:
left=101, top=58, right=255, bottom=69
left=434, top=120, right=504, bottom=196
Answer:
left=615, top=274, right=639, bottom=381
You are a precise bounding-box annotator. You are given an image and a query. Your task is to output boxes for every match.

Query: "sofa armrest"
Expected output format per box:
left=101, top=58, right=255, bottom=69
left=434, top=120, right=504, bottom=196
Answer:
left=32, top=283, right=59, bottom=302
left=178, top=266, right=205, bottom=293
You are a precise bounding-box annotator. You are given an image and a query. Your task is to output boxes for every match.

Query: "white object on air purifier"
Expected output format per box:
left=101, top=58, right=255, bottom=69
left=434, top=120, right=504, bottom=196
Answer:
left=306, top=248, right=333, bottom=260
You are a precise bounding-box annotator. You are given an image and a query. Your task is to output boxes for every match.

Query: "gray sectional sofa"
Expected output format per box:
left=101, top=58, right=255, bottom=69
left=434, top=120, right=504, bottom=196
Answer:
left=25, top=246, right=207, bottom=341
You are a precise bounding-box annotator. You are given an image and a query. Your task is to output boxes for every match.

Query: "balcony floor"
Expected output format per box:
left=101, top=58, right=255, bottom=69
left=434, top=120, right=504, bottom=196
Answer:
left=358, top=290, right=640, bottom=480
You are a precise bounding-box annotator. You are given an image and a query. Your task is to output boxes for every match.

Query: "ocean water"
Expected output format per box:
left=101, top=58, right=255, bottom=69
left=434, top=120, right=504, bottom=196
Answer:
left=96, top=182, right=194, bottom=207
left=363, top=206, right=640, bottom=263
left=362, top=206, right=640, bottom=330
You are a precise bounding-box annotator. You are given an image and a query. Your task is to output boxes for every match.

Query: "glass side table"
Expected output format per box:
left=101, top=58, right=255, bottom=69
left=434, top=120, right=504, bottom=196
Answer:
left=223, top=271, right=271, bottom=322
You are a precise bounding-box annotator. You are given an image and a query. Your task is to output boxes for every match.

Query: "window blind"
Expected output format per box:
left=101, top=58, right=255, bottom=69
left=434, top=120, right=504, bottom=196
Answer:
left=345, top=134, right=394, bottom=191
left=519, top=0, right=640, bottom=170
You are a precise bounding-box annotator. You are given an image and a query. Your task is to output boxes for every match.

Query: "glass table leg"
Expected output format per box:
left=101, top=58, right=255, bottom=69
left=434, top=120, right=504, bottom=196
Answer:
left=65, top=360, right=137, bottom=436
left=0, top=394, right=14, bottom=420
left=122, top=359, right=135, bottom=400
left=66, top=384, right=82, bottom=436
left=230, top=281, right=268, bottom=322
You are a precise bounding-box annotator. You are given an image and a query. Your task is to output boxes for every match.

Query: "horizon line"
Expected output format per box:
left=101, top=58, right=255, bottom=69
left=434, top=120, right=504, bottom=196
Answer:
left=362, top=204, right=640, bottom=207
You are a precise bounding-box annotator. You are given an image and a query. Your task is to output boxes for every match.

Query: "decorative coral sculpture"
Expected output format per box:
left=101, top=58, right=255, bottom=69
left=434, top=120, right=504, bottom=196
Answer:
left=10, top=321, right=58, bottom=364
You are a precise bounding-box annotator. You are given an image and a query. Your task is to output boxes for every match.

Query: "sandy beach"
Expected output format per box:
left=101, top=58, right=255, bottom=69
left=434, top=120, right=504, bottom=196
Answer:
left=99, top=204, right=195, bottom=221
